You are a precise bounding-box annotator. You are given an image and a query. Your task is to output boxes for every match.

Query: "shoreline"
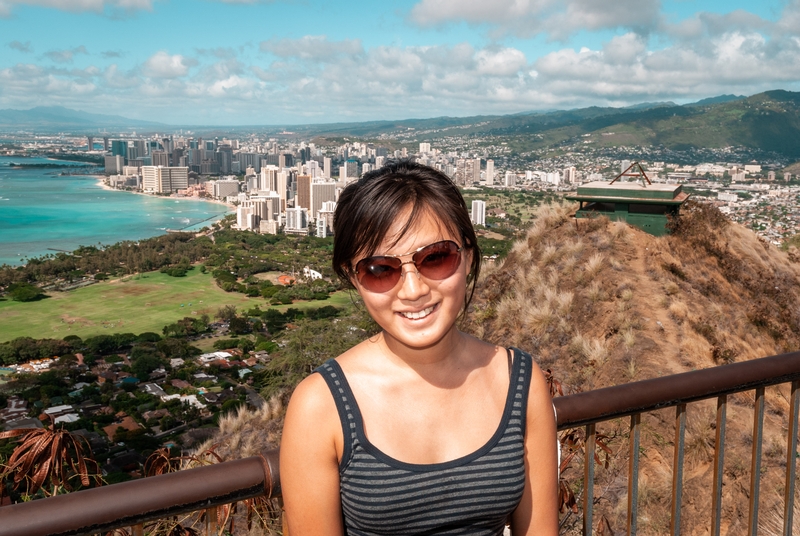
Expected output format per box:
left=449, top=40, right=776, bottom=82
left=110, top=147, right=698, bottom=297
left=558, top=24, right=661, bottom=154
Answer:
left=93, top=176, right=237, bottom=211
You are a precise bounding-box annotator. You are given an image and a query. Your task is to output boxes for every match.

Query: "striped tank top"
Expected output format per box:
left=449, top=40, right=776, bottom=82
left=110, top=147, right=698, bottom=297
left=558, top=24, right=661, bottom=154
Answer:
left=315, top=348, right=531, bottom=535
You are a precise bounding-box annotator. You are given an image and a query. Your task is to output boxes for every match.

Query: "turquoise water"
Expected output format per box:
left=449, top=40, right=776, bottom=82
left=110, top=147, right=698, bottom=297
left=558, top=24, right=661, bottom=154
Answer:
left=0, top=156, right=232, bottom=266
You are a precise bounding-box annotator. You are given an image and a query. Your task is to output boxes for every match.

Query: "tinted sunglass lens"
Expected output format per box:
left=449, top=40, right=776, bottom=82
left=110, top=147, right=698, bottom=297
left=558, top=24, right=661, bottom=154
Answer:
left=358, top=258, right=402, bottom=292
left=414, top=241, right=461, bottom=279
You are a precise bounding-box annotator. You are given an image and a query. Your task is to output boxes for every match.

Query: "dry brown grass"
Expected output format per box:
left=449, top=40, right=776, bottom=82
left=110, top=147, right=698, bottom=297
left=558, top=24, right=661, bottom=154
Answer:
left=462, top=199, right=800, bottom=535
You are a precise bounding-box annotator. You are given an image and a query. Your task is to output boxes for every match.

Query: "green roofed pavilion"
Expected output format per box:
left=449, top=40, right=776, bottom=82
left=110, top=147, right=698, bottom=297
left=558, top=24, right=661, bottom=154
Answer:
left=565, top=180, right=690, bottom=236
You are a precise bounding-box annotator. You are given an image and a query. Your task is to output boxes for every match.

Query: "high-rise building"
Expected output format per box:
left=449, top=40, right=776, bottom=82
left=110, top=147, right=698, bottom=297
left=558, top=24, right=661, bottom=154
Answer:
left=102, top=137, right=110, bottom=152
left=343, top=159, right=359, bottom=179
left=317, top=200, right=336, bottom=237
left=285, top=207, right=308, bottom=235
left=375, top=156, right=385, bottom=169
left=311, top=181, right=336, bottom=218
left=87, top=136, right=94, bottom=152
left=471, top=200, right=486, bottom=226
left=323, top=157, right=332, bottom=179
left=564, top=167, right=577, bottom=184
left=296, top=175, right=312, bottom=210
left=260, top=165, right=279, bottom=192
left=212, top=179, right=240, bottom=199
left=473, top=158, right=481, bottom=184
left=111, top=140, right=128, bottom=158
left=237, top=205, right=253, bottom=230
left=238, top=152, right=261, bottom=174
left=141, top=166, right=189, bottom=193
left=419, top=142, right=431, bottom=154
left=504, top=171, right=516, bottom=187
left=276, top=170, right=291, bottom=211
left=279, top=153, right=293, bottom=169
left=104, top=155, right=124, bottom=175
left=486, top=160, right=494, bottom=185
left=151, top=151, right=169, bottom=167
left=216, top=147, right=233, bottom=174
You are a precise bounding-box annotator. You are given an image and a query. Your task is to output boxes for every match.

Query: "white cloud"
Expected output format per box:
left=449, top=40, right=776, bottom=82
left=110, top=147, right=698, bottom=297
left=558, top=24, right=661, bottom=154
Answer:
left=0, top=0, right=155, bottom=17
left=44, top=46, right=88, bottom=63
left=142, top=51, right=195, bottom=78
left=260, top=35, right=363, bottom=60
left=8, top=40, right=32, bottom=53
left=2, top=15, right=800, bottom=126
left=409, top=0, right=660, bottom=40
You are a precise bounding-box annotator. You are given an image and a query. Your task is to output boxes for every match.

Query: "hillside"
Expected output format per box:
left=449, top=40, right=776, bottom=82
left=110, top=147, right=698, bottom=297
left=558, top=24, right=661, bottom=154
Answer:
left=464, top=201, right=800, bottom=534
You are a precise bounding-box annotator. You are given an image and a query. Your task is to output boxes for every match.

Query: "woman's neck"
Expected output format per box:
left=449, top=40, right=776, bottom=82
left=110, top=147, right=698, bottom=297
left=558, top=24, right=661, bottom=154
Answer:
left=373, top=327, right=477, bottom=379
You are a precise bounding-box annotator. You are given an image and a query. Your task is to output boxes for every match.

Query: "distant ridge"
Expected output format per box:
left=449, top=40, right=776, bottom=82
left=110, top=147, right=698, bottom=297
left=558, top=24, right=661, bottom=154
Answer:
left=1, top=91, right=799, bottom=157
left=0, top=106, right=165, bottom=131
left=686, top=94, right=745, bottom=107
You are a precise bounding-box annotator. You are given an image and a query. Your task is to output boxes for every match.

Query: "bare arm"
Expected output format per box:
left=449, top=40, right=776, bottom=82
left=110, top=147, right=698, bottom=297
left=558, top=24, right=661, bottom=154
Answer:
left=280, top=373, right=345, bottom=536
left=510, top=361, right=559, bottom=536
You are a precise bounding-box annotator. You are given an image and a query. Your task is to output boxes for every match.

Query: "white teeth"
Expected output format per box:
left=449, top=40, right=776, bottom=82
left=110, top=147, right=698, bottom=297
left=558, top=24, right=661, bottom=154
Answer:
left=400, top=306, right=435, bottom=320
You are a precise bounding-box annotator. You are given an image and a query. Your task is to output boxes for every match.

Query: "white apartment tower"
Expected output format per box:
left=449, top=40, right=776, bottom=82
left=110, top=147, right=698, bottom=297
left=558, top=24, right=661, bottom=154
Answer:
left=212, top=179, right=240, bottom=199
left=141, top=166, right=189, bottom=193
left=564, top=167, right=577, bottom=184
left=323, top=157, right=332, bottom=179
left=504, top=171, right=516, bottom=187
left=486, top=160, right=494, bottom=185
left=471, top=200, right=486, bottom=226
left=285, top=207, right=309, bottom=235
left=317, top=200, right=336, bottom=237
left=419, top=142, right=431, bottom=154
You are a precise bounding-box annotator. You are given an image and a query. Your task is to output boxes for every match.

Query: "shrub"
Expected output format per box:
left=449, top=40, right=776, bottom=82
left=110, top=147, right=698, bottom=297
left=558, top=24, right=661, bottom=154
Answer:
left=7, top=282, right=46, bottom=302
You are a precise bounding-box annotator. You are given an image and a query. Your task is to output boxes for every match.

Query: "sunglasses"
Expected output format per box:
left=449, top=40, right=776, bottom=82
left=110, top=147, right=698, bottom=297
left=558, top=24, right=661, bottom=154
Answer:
left=354, top=240, right=463, bottom=293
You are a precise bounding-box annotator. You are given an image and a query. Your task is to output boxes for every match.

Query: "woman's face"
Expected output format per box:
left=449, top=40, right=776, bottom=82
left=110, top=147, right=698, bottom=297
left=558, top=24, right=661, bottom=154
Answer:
left=352, top=207, right=470, bottom=352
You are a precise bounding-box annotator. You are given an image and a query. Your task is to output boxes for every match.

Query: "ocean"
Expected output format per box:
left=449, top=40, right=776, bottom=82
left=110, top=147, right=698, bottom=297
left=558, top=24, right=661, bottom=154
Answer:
left=0, top=156, right=232, bottom=267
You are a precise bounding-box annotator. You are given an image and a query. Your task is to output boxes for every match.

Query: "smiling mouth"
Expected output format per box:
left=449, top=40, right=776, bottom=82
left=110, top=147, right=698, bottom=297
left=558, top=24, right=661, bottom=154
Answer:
left=398, top=305, right=436, bottom=320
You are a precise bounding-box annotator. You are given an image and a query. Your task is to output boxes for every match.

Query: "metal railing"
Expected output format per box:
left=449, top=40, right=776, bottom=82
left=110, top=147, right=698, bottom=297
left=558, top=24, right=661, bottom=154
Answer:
left=1, top=350, right=799, bottom=536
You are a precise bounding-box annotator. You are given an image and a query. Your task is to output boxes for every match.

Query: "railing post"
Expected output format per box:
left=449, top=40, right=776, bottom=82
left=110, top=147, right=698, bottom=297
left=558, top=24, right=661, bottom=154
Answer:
left=748, top=387, right=765, bottom=536
left=671, top=404, right=686, bottom=536
left=711, top=395, right=727, bottom=536
left=628, top=414, right=640, bottom=536
left=785, top=381, right=800, bottom=536
left=206, top=506, right=218, bottom=536
left=584, top=423, right=596, bottom=536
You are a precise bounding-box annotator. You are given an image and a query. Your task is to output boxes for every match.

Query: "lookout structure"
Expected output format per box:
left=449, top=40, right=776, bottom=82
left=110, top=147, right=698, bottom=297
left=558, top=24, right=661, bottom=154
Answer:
left=565, top=163, right=690, bottom=236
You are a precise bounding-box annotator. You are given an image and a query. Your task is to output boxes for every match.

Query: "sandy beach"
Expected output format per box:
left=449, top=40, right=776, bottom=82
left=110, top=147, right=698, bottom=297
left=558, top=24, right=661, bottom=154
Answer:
left=94, top=176, right=237, bottom=211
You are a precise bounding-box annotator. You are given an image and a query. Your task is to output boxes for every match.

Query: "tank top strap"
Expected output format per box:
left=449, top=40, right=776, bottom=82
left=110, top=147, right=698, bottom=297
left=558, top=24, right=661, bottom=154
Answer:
left=314, top=359, right=361, bottom=467
left=509, top=347, right=532, bottom=432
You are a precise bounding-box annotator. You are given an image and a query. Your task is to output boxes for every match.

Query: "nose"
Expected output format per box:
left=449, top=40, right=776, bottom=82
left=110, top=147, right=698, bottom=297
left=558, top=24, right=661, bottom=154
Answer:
left=396, top=261, right=430, bottom=300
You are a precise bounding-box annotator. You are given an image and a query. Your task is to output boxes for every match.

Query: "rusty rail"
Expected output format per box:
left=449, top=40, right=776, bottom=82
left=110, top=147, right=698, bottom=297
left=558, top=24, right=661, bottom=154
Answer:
left=0, top=450, right=279, bottom=536
left=0, top=350, right=799, bottom=536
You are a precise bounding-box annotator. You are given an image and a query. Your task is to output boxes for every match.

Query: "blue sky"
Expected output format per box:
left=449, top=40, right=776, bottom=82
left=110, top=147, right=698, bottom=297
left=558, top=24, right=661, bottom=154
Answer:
left=1, top=0, right=799, bottom=125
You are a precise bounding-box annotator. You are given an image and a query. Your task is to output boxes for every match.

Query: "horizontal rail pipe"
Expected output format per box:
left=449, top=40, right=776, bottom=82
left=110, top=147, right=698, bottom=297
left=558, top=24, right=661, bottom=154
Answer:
left=553, top=350, right=800, bottom=430
left=0, top=449, right=279, bottom=536
left=1, top=351, right=800, bottom=536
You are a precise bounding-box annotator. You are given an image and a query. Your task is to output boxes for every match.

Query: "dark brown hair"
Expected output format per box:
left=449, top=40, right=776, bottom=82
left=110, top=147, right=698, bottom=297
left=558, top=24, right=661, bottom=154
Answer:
left=333, top=160, right=481, bottom=306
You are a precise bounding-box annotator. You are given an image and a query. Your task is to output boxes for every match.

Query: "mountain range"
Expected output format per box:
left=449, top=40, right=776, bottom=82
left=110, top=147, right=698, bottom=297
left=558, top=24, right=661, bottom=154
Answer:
left=0, top=106, right=164, bottom=131
left=2, top=91, right=800, bottom=158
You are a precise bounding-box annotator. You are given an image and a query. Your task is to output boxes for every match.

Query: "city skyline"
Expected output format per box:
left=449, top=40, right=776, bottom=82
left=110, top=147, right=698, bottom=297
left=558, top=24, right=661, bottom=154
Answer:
left=1, top=0, right=799, bottom=125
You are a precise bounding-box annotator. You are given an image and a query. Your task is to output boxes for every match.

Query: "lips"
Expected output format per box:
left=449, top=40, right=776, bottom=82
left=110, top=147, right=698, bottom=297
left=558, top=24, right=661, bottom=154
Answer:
left=398, top=304, right=436, bottom=320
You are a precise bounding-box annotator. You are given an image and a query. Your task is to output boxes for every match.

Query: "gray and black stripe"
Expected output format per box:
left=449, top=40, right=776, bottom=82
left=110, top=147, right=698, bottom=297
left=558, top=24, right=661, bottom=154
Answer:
left=316, top=348, right=531, bottom=536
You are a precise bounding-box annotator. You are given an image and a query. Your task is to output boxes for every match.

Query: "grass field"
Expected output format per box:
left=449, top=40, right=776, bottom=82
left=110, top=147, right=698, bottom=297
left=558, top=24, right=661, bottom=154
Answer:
left=0, top=269, right=352, bottom=343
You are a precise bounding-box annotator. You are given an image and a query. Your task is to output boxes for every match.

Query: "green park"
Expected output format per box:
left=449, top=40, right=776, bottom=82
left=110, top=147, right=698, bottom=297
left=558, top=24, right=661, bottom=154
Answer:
left=0, top=269, right=351, bottom=343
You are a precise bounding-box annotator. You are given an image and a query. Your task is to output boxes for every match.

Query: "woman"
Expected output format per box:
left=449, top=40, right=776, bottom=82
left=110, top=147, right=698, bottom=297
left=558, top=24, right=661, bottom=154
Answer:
left=280, top=161, right=558, bottom=535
